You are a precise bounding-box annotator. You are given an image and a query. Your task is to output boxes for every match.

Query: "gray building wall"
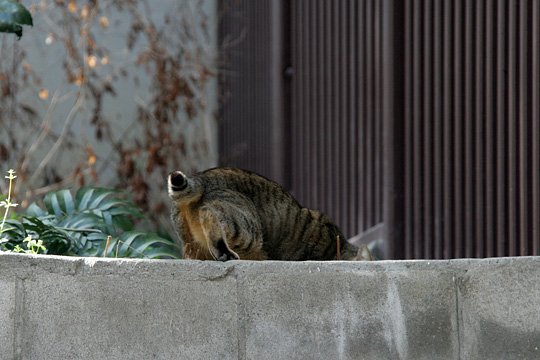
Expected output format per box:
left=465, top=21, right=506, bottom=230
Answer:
left=1, top=1, right=218, bottom=233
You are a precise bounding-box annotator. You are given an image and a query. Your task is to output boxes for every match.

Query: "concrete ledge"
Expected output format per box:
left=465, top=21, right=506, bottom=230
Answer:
left=1, top=254, right=539, bottom=359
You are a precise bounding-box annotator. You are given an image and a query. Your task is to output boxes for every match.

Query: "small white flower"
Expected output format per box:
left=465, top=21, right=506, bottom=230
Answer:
left=5, top=169, right=16, bottom=180
left=0, top=201, right=18, bottom=208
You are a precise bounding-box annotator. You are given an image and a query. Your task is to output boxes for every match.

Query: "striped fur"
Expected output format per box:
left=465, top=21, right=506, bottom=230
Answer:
left=168, top=167, right=360, bottom=261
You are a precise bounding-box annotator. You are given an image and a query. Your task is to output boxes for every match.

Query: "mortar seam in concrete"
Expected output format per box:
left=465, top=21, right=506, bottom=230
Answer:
left=234, top=267, right=246, bottom=360
left=12, top=279, right=25, bottom=360
left=454, top=271, right=462, bottom=360
left=342, top=274, right=354, bottom=360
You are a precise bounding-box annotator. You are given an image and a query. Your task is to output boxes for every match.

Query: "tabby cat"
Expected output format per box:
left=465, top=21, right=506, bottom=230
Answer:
left=167, top=167, right=362, bottom=261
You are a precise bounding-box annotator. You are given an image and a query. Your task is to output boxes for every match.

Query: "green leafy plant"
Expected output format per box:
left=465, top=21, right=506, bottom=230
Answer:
left=12, top=236, right=46, bottom=254
left=0, top=169, right=17, bottom=233
left=0, top=169, right=26, bottom=251
left=1, top=170, right=181, bottom=258
left=0, top=0, right=33, bottom=38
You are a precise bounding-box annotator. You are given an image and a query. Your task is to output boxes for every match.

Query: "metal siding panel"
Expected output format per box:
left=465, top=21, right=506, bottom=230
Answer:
left=365, top=0, right=374, bottom=229
left=311, top=0, right=320, bottom=208
left=508, top=0, right=518, bottom=256
left=533, top=1, right=540, bottom=254
left=403, top=0, right=413, bottom=259
left=374, top=0, right=382, bottom=227
left=413, top=0, right=423, bottom=259
left=375, top=0, right=384, bottom=226
left=474, top=0, right=485, bottom=258
left=302, top=0, right=309, bottom=205
left=373, top=0, right=383, bottom=230
left=294, top=0, right=301, bottom=203
left=314, top=0, right=323, bottom=209
left=383, top=0, right=407, bottom=259
left=357, top=0, right=366, bottom=235
left=348, top=0, right=358, bottom=238
left=219, top=0, right=276, bottom=179
left=454, top=0, right=464, bottom=259
left=443, top=0, right=455, bottom=259
left=305, top=0, right=313, bottom=206
left=496, top=0, right=507, bottom=257
left=332, top=0, right=340, bottom=230
left=485, top=0, right=496, bottom=258
left=433, top=0, right=443, bottom=259
left=293, top=0, right=303, bottom=203
left=323, top=0, right=331, bottom=215
left=340, top=0, right=349, bottom=235
left=518, top=0, right=529, bottom=255
left=311, top=0, right=327, bottom=212
left=222, top=0, right=540, bottom=259
left=289, top=0, right=387, bottom=239
left=301, top=0, right=309, bottom=204
left=247, top=1, right=254, bottom=170
left=464, top=0, right=475, bottom=258
left=335, top=0, right=342, bottom=232
left=423, top=0, right=433, bottom=259
left=322, top=0, right=330, bottom=217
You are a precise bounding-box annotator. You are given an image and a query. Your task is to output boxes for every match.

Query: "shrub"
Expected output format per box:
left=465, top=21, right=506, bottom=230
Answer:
left=0, top=170, right=180, bottom=258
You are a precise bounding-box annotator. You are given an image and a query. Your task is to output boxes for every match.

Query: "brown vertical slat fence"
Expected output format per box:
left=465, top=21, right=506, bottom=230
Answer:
left=401, top=0, right=540, bottom=259
left=219, top=0, right=540, bottom=259
left=288, top=0, right=385, bottom=240
left=218, top=0, right=285, bottom=184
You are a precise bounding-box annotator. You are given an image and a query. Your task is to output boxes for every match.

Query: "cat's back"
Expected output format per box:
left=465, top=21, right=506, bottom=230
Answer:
left=196, top=168, right=302, bottom=250
left=197, top=167, right=298, bottom=208
left=189, top=167, right=356, bottom=260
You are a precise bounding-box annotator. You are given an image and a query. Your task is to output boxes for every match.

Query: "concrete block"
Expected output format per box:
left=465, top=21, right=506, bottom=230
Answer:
left=0, top=280, right=16, bottom=358
left=17, top=257, right=238, bottom=360
left=459, top=257, right=540, bottom=360
left=376, top=267, right=459, bottom=360
left=239, top=262, right=458, bottom=360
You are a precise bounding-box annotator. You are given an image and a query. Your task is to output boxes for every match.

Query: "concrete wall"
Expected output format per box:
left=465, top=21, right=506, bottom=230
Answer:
left=1, top=254, right=539, bottom=360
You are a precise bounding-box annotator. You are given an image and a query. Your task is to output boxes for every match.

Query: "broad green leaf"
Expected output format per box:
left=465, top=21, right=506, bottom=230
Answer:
left=1, top=219, right=27, bottom=243
left=88, top=188, right=118, bottom=209
left=58, top=212, right=104, bottom=230
left=116, top=231, right=143, bottom=256
left=76, top=187, right=96, bottom=210
left=57, top=189, right=74, bottom=214
left=0, top=0, right=33, bottom=38
left=0, top=22, right=22, bottom=37
left=97, top=232, right=180, bottom=259
left=85, top=232, right=109, bottom=249
left=22, top=217, right=72, bottom=254
left=103, top=209, right=113, bottom=222
left=51, top=194, right=62, bottom=215
left=101, top=237, right=121, bottom=257
left=26, top=203, right=46, bottom=217
left=101, top=200, right=142, bottom=217
left=110, top=215, right=134, bottom=232
left=122, top=232, right=180, bottom=258
left=44, top=191, right=64, bottom=216
left=132, top=237, right=180, bottom=253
